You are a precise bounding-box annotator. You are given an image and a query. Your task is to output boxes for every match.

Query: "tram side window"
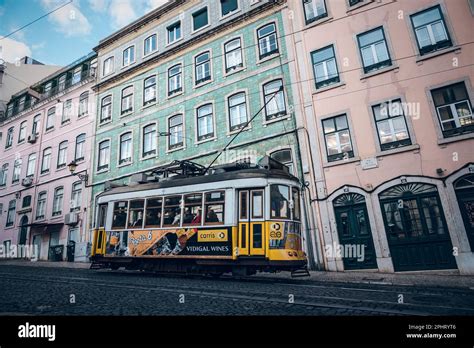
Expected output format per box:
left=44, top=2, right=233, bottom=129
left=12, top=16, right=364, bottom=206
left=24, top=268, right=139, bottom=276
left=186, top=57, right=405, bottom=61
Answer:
left=97, top=204, right=107, bottom=228
left=145, top=198, right=162, bottom=228
left=128, top=200, right=144, bottom=228
left=163, top=196, right=182, bottom=227
left=270, top=185, right=290, bottom=219
left=112, top=201, right=128, bottom=229
left=292, top=187, right=301, bottom=221
left=183, top=193, right=203, bottom=226
left=204, top=191, right=225, bottom=225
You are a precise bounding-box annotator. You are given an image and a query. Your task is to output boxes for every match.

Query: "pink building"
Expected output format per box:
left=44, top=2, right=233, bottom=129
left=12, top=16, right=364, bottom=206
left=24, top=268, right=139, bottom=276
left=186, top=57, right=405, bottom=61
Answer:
left=286, top=0, right=474, bottom=274
left=0, top=53, right=97, bottom=261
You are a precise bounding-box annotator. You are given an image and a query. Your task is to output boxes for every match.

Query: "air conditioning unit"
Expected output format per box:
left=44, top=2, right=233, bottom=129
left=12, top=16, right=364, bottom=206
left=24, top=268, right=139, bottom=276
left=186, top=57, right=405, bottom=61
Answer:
left=65, top=213, right=78, bottom=226
left=27, top=134, right=37, bottom=143
left=21, top=177, right=33, bottom=187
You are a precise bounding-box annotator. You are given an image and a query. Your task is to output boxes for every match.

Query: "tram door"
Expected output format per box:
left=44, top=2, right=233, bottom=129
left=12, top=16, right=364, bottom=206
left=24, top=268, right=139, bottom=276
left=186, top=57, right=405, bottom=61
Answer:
left=238, top=189, right=265, bottom=256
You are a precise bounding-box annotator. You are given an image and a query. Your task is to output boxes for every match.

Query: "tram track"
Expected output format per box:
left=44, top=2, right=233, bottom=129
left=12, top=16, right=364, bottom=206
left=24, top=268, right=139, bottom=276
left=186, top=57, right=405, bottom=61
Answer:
left=0, top=270, right=472, bottom=316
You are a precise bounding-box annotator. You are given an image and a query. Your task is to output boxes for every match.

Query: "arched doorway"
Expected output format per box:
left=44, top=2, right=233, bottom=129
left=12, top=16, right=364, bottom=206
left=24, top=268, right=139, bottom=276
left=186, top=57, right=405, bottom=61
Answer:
left=19, top=216, right=28, bottom=245
left=333, top=193, right=377, bottom=270
left=379, top=183, right=456, bottom=271
left=454, top=174, right=474, bottom=250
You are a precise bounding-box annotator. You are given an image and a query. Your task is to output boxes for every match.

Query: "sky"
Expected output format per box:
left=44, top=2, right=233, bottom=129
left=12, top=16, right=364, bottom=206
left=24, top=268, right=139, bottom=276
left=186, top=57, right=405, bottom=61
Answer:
left=0, top=0, right=168, bottom=66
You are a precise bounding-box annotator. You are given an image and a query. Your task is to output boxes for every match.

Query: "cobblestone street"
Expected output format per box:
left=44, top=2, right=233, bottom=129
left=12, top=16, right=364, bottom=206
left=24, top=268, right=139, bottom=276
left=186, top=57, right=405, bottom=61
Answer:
left=1, top=265, right=473, bottom=316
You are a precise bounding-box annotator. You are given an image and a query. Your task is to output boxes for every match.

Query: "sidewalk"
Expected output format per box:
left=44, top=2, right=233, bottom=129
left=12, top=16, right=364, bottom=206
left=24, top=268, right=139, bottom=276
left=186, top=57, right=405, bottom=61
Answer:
left=1, top=259, right=473, bottom=289
left=258, top=269, right=474, bottom=289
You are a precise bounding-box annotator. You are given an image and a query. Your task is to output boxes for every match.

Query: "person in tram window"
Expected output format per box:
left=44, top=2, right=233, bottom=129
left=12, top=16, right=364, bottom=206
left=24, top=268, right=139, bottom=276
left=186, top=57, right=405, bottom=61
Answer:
left=172, top=210, right=181, bottom=225
left=183, top=208, right=194, bottom=224
left=133, top=211, right=143, bottom=227
left=191, top=208, right=202, bottom=225
left=207, top=208, right=219, bottom=223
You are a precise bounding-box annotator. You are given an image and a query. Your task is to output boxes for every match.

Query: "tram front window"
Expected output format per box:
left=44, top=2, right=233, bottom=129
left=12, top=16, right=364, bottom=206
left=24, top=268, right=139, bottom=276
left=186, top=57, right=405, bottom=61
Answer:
left=163, top=196, right=182, bottom=227
left=145, top=198, right=162, bottom=228
left=292, top=187, right=301, bottom=221
left=270, top=185, right=290, bottom=219
left=128, top=200, right=144, bottom=228
left=112, top=201, right=128, bottom=229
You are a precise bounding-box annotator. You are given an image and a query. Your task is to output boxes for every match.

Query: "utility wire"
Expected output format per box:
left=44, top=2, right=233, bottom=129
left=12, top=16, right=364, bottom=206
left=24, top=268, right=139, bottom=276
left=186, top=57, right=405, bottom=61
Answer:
left=0, top=1, right=73, bottom=41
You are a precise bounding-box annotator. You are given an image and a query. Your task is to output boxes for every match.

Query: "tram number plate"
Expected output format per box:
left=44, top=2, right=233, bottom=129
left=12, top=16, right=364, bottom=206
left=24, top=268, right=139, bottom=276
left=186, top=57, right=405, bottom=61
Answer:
left=269, top=222, right=284, bottom=240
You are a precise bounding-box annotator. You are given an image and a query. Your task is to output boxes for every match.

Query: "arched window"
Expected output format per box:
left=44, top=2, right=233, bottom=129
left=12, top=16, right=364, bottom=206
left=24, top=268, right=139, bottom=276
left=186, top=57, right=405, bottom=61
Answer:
left=100, top=95, right=112, bottom=123
left=52, top=187, right=64, bottom=216
left=168, top=115, right=183, bottom=149
left=75, top=133, right=86, bottom=161
left=119, top=132, right=132, bottom=164
left=41, top=147, right=52, bottom=174
left=270, top=149, right=293, bottom=174
left=57, top=141, right=68, bottom=168
left=78, top=92, right=89, bottom=117
left=97, top=140, right=110, bottom=171
left=196, top=104, right=214, bottom=141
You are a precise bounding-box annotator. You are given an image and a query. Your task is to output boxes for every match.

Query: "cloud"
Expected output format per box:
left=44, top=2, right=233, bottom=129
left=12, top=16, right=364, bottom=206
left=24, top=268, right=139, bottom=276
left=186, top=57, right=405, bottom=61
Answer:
left=40, top=0, right=92, bottom=37
left=145, top=0, right=168, bottom=12
left=89, top=0, right=169, bottom=29
left=88, top=0, right=108, bottom=13
left=0, top=37, right=32, bottom=63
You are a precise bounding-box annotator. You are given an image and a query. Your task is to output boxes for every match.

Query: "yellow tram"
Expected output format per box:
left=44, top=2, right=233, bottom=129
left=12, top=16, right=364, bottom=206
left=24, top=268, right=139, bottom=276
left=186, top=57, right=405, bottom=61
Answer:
left=90, top=157, right=307, bottom=276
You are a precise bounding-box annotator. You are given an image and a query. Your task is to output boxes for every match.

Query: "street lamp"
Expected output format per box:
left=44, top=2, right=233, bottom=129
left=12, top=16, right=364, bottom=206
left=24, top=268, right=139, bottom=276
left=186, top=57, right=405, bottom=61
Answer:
left=68, top=160, right=89, bottom=184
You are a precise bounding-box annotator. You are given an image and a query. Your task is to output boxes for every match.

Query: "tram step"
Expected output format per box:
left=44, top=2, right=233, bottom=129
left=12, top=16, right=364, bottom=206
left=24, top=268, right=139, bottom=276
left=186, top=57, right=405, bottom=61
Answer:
left=291, top=267, right=311, bottom=278
left=89, top=262, right=104, bottom=270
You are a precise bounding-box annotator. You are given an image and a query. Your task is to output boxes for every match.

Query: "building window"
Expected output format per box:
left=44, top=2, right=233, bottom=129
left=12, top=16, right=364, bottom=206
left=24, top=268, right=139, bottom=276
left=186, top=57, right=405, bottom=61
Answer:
left=195, top=51, right=211, bottom=85
left=32, top=114, right=41, bottom=135
left=357, top=27, right=391, bottom=73
left=197, top=104, right=214, bottom=141
left=257, top=23, right=278, bottom=59
left=167, top=22, right=181, bottom=44
left=322, top=114, right=354, bottom=162
left=18, top=96, right=25, bottom=112
left=119, top=132, right=132, bottom=165
left=100, top=95, right=112, bottom=123
left=221, top=0, right=238, bottom=16
left=263, top=79, right=286, bottom=120
left=58, top=74, right=66, bottom=91
left=41, top=147, right=52, bottom=174
left=348, top=0, right=363, bottom=6
left=0, top=164, right=8, bottom=186
left=311, top=45, right=340, bottom=89
left=36, top=192, right=47, bottom=220
left=103, top=57, right=114, bottom=76
left=75, top=133, right=85, bottom=161
left=26, top=153, right=36, bottom=177
left=168, top=64, right=182, bottom=96
left=123, top=46, right=135, bottom=66
left=168, top=114, right=183, bottom=150
left=71, top=66, right=82, bottom=84
left=57, top=141, right=68, bottom=168
left=431, top=82, right=473, bottom=138
left=18, top=121, right=27, bottom=143
left=5, top=127, right=14, bottom=148
left=44, top=82, right=52, bottom=97
left=143, top=124, right=157, bottom=157
left=22, top=195, right=31, bottom=208
left=52, top=187, right=64, bottom=216
left=270, top=149, right=294, bottom=174
left=228, top=92, right=248, bottom=131
left=303, top=0, right=327, bottom=24
left=410, top=5, right=452, bottom=56
left=224, top=38, right=243, bottom=72
left=6, top=200, right=15, bottom=227
left=46, top=107, right=55, bottom=131
left=372, top=99, right=412, bottom=150
left=144, top=34, right=157, bottom=55
left=71, top=182, right=82, bottom=211
left=121, top=86, right=134, bottom=114
left=78, top=92, right=89, bottom=117
left=193, top=8, right=208, bottom=31
left=143, top=76, right=157, bottom=105
left=97, top=140, right=110, bottom=171
left=12, top=159, right=21, bottom=183
left=62, top=99, right=72, bottom=124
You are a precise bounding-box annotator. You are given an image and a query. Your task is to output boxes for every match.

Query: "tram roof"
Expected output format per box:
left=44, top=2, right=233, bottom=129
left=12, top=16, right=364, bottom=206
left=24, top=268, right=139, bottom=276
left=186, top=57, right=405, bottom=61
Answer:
left=98, top=168, right=299, bottom=198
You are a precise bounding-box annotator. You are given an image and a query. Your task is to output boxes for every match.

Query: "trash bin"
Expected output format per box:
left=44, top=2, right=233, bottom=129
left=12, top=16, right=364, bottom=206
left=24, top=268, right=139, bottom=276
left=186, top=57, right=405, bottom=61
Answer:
left=49, top=245, right=64, bottom=262
left=67, top=241, right=76, bottom=262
